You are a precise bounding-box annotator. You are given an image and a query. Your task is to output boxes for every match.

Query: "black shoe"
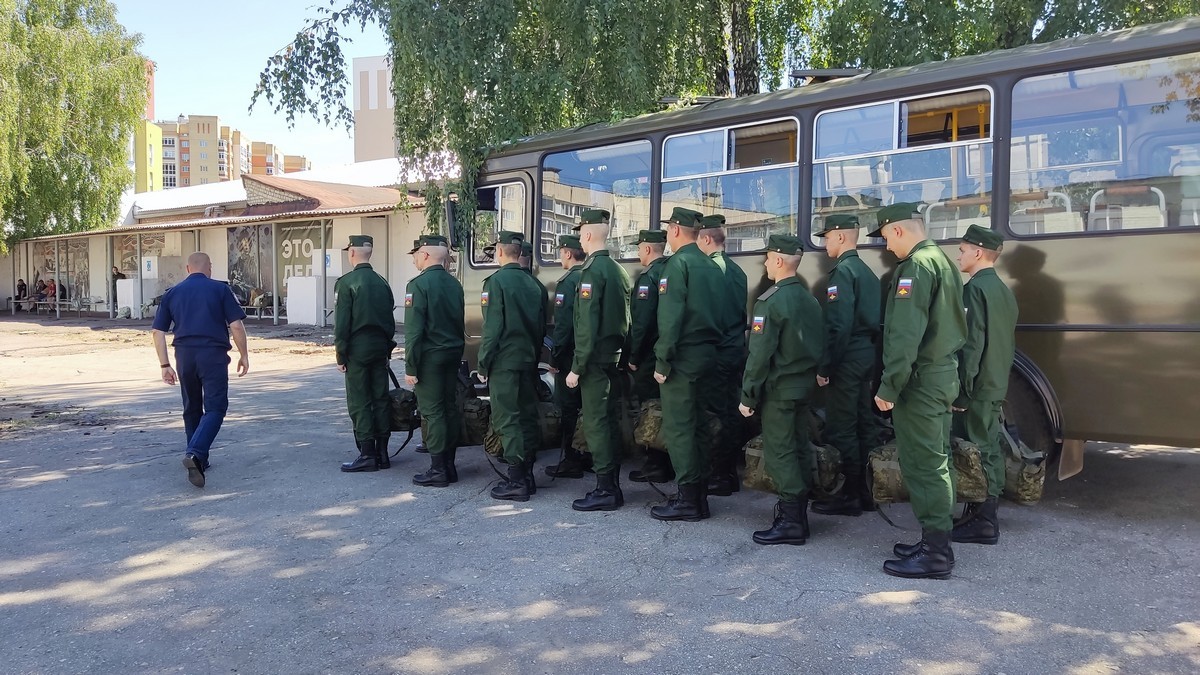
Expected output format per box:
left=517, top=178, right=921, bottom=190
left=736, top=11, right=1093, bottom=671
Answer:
left=892, top=538, right=957, bottom=566
left=706, top=470, right=740, bottom=497
left=490, top=464, right=530, bottom=502
left=811, top=492, right=864, bottom=517
left=629, top=451, right=674, bottom=483
left=650, top=483, right=707, bottom=521
left=341, top=438, right=380, bottom=473
left=182, top=453, right=206, bottom=488
left=545, top=450, right=590, bottom=479
left=752, top=499, right=809, bottom=546
left=525, top=460, right=538, bottom=495
left=884, top=530, right=954, bottom=579
left=572, top=471, right=624, bottom=512
left=412, top=453, right=449, bottom=488
left=445, top=447, right=459, bottom=484
left=377, top=437, right=391, bottom=470
left=952, top=496, right=1000, bottom=545
left=415, top=442, right=429, bottom=454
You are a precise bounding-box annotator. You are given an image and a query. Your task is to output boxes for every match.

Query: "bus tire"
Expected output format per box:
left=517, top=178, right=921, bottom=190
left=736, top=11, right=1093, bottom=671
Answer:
left=1003, top=369, right=1060, bottom=466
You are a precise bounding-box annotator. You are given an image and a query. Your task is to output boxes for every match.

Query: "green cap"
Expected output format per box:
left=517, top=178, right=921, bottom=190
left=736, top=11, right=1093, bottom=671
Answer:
left=409, top=234, right=449, bottom=253
left=867, top=202, right=922, bottom=237
left=660, top=206, right=703, bottom=227
left=342, top=234, right=373, bottom=250
left=698, top=214, right=726, bottom=230
left=558, top=234, right=583, bottom=252
left=573, top=208, right=611, bottom=230
left=962, top=224, right=1004, bottom=251
left=519, top=240, right=534, bottom=257
left=766, top=234, right=804, bottom=255
left=637, top=229, right=667, bottom=244
left=483, top=230, right=524, bottom=258
left=814, top=214, right=860, bottom=237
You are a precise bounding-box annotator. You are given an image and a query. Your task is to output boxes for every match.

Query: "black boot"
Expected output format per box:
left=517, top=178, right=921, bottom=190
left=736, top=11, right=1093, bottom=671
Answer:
left=952, top=496, right=1000, bottom=545
left=629, top=449, right=674, bottom=483
left=884, top=530, right=954, bottom=579
left=377, top=435, right=391, bottom=470
left=341, top=438, right=379, bottom=472
left=811, top=471, right=864, bottom=517
left=572, top=470, right=624, bottom=511
left=445, top=446, right=459, bottom=484
left=490, top=464, right=531, bottom=502
left=525, top=459, right=538, bottom=495
left=545, top=449, right=590, bottom=478
left=650, top=483, right=707, bottom=522
left=892, top=537, right=957, bottom=566
left=752, top=499, right=810, bottom=546
left=412, top=453, right=450, bottom=488
left=706, top=462, right=740, bottom=497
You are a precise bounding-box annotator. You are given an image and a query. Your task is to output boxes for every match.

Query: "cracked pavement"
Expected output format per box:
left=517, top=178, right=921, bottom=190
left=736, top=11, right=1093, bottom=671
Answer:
left=1, top=315, right=1198, bottom=674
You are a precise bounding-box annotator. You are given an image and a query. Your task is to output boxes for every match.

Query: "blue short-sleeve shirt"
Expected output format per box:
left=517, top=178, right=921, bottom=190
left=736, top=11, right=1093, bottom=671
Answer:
left=152, top=273, right=247, bottom=350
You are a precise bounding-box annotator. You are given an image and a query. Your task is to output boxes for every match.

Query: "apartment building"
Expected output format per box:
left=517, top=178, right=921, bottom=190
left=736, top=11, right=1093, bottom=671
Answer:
left=132, top=120, right=163, bottom=193
left=352, top=55, right=397, bottom=162
left=283, top=155, right=312, bottom=173
left=251, top=142, right=284, bottom=176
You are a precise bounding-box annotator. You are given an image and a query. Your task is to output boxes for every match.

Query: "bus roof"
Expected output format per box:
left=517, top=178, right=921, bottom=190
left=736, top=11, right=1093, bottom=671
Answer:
left=485, top=17, right=1200, bottom=161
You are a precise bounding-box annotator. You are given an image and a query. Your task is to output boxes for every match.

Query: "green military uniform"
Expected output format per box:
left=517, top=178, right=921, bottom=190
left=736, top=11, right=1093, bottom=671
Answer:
left=872, top=204, right=966, bottom=535
left=628, top=231, right=670, bottom=402
left=519, top=239, right=550, bottom=460
left=742, top=235, right=824, bottom=545
left=479, top=233, right=545, bottom=474
left=652, top=207, right=725, bottom=519
left=951, top=225, right=1018, bottom=545
left=699, top=214, right=749, bottom=495
left=811, top=214, right=882, bottom=515
left=571, top=217, right=632, bottom=479
left=550, top=236, right=584, bottom=464
left=334, top=234, right=397, bottom=467
left=405, top=235, right=465, bottom=486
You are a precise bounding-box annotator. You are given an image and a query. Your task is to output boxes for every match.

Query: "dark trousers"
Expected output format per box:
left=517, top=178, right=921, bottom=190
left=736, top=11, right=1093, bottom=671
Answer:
left=708, top=356, right=745, bottom=471
left=345, top=349, right=391, bottom=443
left=579, top=363, right=622, bottom=474
left=893, top=367, right=958, bottom=531
left=761, top=394, right=814, bottom=501
left=175, top=346, right=231, bottom=464
left=490, top=367, right=539, bottom=465
left=824, top=356, right=880, bottom=477
left=630, top=357, right=659, bottom=403
left=414, top=353, right=463, bottom=457
left=554, top=368, right=582, bottom=449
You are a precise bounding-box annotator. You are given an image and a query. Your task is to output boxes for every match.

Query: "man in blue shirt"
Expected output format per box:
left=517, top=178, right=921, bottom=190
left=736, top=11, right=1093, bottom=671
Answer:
left=152, top=252, right=250, bottom=488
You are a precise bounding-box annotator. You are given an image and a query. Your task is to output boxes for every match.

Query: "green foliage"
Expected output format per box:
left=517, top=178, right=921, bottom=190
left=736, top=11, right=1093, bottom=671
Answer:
left=0, top=0, right=148, bottom=253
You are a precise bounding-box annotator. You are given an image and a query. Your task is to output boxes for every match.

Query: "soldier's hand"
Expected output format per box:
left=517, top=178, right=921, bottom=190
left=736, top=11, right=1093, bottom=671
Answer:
left=654, top=371, right=667, bottom=384
left=874, top=395, right=894, bottom=411
left=739, top=404, right=753, bottom=418
left=478, top=374, right=488, bottom=385
left=337, top=364, right=347, bottom=373
left=816, top=375, right=830, bottom=387
left=161, top=366, right=177, bottom=386
left=627, top=363, right=637, bottom=372
left=405, top=375, right=418, bottom=386
left=566, top=372, right=580, bottom=389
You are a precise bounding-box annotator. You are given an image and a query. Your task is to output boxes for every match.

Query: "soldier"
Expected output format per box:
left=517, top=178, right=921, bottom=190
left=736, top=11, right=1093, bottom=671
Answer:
left=951, top=224, right=1017, bottom=545
left=870, top=203, right=966, bottom=579
left=696, top=214, right=748, bottom=496
left=406, top=235, right=467, bottom=488
left=543, top=234, right=589, bottom=479
left=479, top=231, right=545, bottom=501
left=651, top=206, right=726, bottom=521
left=626, top=230, right=673, bottom=483
left=738, top=235, right=824, bottom=545
left=518, top=239, right=550, bottom=463
left=565, top=209, right=633, bottom=511
left=333, top=235, right=398, bottom=473
left=810, top=214, right=882, bottom=516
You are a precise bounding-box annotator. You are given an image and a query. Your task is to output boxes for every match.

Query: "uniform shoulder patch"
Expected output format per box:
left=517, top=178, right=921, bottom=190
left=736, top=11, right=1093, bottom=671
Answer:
left=404, top=293, right=414, bottom=307
left=751, top=315, right=766, bottom=334
left=480, top=291, right=490, bottom=306
left=826, top=285, right=838, bottom=302
left=658, top=278, right=668, bottom=295
left=555, top=292, right=565, bottom=306
left=579, top=282, right=593, bottom=299
left=896, top=277, right=914, bottom=298
left=757, top=286, right=778, bottom=301
left=636, top=285, right=650, bottom=300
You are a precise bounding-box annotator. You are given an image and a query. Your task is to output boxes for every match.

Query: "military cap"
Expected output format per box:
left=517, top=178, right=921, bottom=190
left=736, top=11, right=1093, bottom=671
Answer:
left=867, top=202, right=922, bottom=237
left=408, top=234, right=449, bottom=253
left=636, top=229, right=667, bottom=244
left=519, top=240, right=534, bottom=257
left=482, top=230, right=525, bottom=257
left=660, top=206, right=703, bottom=227
left=573, top=208, right=611, bottom=231
left=766, top=234, right=804, bottom=255
left=342, top=234, right=373, bottom=250
left=962, top=224, right=1004, bottom=251
left=698, top=214, right=727, bottom=230
left=814, top=213, right=860, bottom=237
left=558, top=234, right=583, bottom=252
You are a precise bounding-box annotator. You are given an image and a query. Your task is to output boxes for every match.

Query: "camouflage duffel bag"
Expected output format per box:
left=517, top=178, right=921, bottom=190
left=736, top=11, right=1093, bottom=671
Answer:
left=1001, top=425, right=1046, bottom=505
left=484, top=401, right=560, bottom=458
left=573, top=402, right=637, bottom=458
left=741, top=435, right=842, bottom=497
left=633, top=400, right=666, bottom=450
left=868, top=438, right=989, bottom=504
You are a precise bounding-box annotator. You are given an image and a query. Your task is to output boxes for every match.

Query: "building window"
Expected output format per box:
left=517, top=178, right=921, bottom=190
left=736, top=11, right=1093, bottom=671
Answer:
left=199, top=140, right=208, bottom=147
left=200, top=152, right=207, bottom=159
left=181, top=153, right=189, bottom=161
left=164, top=175, right=176, bottom=188
left=181, top=140, right=189, bottom=148
left=182, top=165, right=189, bottom=173
left=163, top=137, right=176, bottom=147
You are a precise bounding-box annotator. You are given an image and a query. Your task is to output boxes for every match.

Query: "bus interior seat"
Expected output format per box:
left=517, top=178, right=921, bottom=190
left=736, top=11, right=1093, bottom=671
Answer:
left=1088, top=186, right=1167, bottom=231
left=1171, top=159, right=1200, bottom=226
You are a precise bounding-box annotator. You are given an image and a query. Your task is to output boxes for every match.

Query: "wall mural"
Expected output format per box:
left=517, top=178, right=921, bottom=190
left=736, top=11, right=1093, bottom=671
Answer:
left=226, top=224, right=275, bottom=306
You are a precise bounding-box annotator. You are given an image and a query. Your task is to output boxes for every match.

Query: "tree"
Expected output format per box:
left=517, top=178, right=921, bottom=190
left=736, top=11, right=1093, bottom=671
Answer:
left=0, top=0, right=148, bottom=253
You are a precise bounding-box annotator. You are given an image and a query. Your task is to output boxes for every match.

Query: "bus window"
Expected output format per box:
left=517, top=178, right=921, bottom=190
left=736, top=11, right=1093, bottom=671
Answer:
left=812, top=88, right=993, bottom=245
left=470, top=183, right=526, bottom=267
left=1009, top=51, right=1200, bottom=235
left=540, top=140, right=652, bottom=260
left=662, top=119, right=799, bottom=253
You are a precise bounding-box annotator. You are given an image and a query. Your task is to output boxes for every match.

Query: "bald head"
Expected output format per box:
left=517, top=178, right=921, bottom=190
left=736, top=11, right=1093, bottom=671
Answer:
left=187, top=252, right=213, bottom=277
left=578, top=223, right=610, bottom=254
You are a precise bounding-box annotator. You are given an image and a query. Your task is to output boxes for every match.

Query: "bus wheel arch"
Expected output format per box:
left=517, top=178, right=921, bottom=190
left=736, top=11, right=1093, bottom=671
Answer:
left=1005, top=351, right=1064, bottom=466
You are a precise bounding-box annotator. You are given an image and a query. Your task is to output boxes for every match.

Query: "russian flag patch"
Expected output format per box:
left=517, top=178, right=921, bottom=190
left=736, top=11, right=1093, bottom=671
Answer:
left=404, top=293, right=413, bottom=307
left=555, top=293, right=564, bottom=306
left=827, top=285, right=838, bottom=302
left=751, top=316, right=765, bottom=333
left=480, top=291, right=489, bottom=306
left=896, top=278, right=913, bottom=298
left=658, top=278, right=668, bottom=295
left=580, top=283, right=592, bottom=299
left=637, top=285, right=649, bottom=300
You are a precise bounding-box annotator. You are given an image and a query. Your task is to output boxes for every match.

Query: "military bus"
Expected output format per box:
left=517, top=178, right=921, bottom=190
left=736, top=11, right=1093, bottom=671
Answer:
left=449, top=17, right=1200, bottom=475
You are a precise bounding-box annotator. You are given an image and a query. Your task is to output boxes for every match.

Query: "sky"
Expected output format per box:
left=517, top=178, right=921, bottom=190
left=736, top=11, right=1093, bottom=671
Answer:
left=114, top=0, right=390, bottom=169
